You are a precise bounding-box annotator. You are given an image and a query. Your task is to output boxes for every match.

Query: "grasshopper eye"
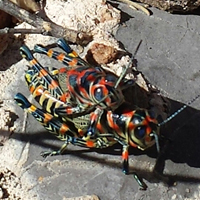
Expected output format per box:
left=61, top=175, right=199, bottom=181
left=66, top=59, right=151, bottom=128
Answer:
left=134, top=126, right=146, bottom=139
left=105, top=74, right=117, bottom=83
left=94, top=87, right=104, bottom=101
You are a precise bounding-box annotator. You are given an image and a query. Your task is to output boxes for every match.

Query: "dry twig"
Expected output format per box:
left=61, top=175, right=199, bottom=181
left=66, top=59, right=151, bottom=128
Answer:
left=0, top=0, right=92, bottom=45
left=117, top=0, right=150, bottom=15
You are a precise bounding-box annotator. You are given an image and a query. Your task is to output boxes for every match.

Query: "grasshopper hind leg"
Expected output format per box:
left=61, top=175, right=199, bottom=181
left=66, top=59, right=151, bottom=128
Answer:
left=14, top=93, right=77, bottom=157
left=40, top=141, right=69, bottom=157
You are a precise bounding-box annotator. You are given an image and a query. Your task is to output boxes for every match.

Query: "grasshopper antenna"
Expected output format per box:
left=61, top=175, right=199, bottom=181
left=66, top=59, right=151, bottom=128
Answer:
left=158, top=94, right=200, bottom=127
left=115, top=40, right=142, bottom=88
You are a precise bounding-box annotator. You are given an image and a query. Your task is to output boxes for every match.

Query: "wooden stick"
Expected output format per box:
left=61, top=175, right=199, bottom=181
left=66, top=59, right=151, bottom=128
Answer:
left=0, top=0, right=92, bottom=44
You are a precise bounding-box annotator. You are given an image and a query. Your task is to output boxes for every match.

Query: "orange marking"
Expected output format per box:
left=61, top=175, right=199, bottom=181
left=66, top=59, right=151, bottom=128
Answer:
left=59, top=68, right=68, bottom=73
left=86, top=140, right=95, bottom=148
left=43, top=113, right=53, bottom=123
left=129, top=141, right=137, bottom=148
left=60, top=124, right=69, bottom=134
left=102, top=86, right=108, bottom=95
left=29, top=85, right=35, bottom=93
left=96, top=122, right=103, bottom=133
left=34, top=86, right=44, bottom=96
left=39, top=69, right=48, bottom=77
left=66, top=107, right=73, bottom=115
left=29, top=105, right=37, bottom=112
left=78, top=129, right=85, bottom=137
left=60, top=94, right=67, bottom=102
left=68, top=58, right=78, bottom=66
left=128, top=122, right=135, bottom=130
left=146, top=126, right=151, bottom=134
left=90, top=112, right=98, bottom=122
left=57, top=53, right=65, bottom=61
left=49, top=80, right=59, bottom=89
left=30, top=59, right=37, bottom=65
left=70, top=50, right=78, bottom=57
left=123, top=110, right=135, bottom=118
left=122, top=151, right=128, bottom=160
left=142, top=119, right=148, bottom=126
left=146, top=115, right=157, bottom=123
left=47, top=49, right=53, bottom=57
left=68, top=68, right=80, bottom=76
left=80, top=87, right=90, bottom=99
left=105, top=96, right=111, bottom=105
left=64, top=92, right=72, bottom=101
left=86, top=73, right=96, bottom=81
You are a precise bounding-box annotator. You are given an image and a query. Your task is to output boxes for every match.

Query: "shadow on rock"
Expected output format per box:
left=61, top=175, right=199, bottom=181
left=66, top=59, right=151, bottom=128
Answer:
left=2, top=96, right=200, bottom=188
left=0, top=36, right=25, bottom=71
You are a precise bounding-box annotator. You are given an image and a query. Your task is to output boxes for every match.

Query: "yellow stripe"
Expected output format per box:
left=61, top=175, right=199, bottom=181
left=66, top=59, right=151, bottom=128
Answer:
left=29, top=105, right=37, bottom=112
left=39, top=92, right=47, bottom=107
left=46, top=98, right=54, bottom=113
left=47, top=49, right=53, bottom=57
left=69, top=50, right=78, bottom=57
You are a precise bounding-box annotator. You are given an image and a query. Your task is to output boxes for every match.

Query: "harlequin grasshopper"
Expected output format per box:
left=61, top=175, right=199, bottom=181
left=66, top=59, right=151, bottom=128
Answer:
left=15, top=79, right=200, bottom=190
left=15, top=90, right=159, bottom=190
left=15, top=39, right=159, bottom=189
left=20, top=38, right=135, bottom=138
left=17, top=40, right=159, bottom=160
left=16, top=40, right=200, bottom=189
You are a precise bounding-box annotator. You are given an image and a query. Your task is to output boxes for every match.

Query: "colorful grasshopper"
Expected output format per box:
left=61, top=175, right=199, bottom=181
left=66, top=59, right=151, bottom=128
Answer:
left=15, top=39, right=200, bottom=189
left=27, top=38, right=134, bottom=137
left=15, top=92, right=158, bottom=190
left=14, top=40, right=160, bottom=189
left=17, top=40, right=159, bottom=167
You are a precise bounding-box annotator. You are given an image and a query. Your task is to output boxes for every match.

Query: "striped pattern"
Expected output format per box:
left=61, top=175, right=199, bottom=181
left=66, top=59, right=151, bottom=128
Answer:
left=33, top=38, right=125, bottom=113
left=15, top=40, right=160, bottom=189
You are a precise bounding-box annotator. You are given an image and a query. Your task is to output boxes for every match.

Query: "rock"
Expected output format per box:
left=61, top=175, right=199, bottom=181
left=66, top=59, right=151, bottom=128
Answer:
left=138, top=0, right=200, bottom=13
